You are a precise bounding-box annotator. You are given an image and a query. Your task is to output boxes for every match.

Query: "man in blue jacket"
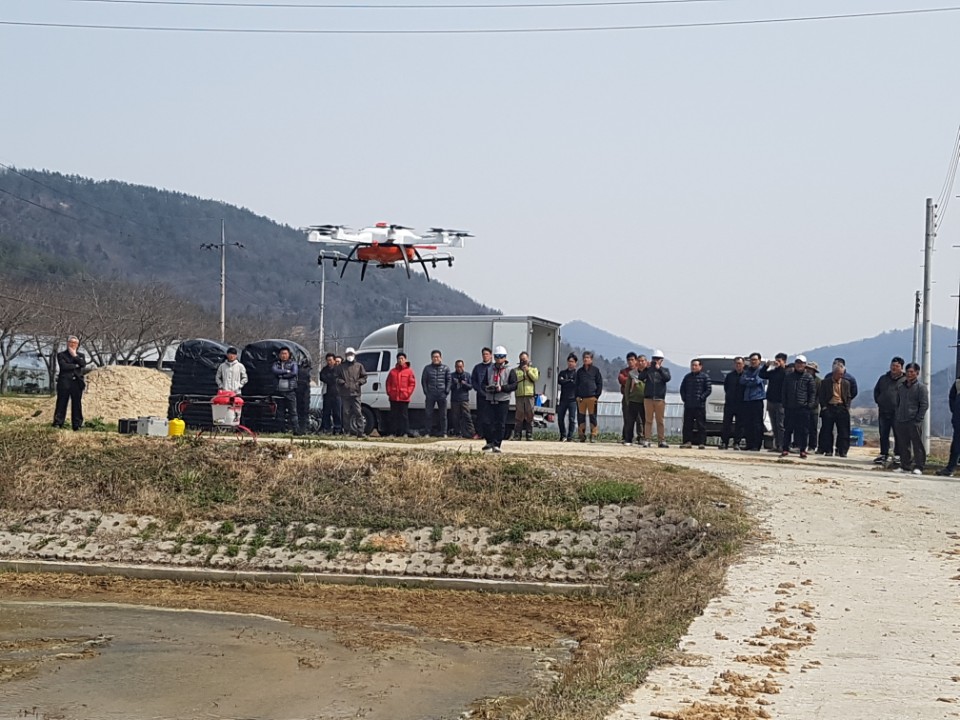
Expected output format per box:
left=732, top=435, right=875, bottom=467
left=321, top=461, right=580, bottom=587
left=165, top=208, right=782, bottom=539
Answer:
left=422, top=349, right=452, bottom=437
left=679, top=359, right=712, bottom=448
left=739, top=352, right=767, bottom=451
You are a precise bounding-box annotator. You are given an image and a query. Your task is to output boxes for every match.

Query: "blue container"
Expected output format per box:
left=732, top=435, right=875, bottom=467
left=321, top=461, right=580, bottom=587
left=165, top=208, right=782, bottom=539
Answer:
left=850, top=427, right=864, bottom=447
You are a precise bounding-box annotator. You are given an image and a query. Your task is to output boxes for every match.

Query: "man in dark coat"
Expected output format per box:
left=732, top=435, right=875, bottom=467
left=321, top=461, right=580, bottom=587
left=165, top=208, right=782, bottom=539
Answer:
left=421, top=349, right=451, bottom=437
left=759, top=352, right=788, bottom=452
left=556, top=353, right=579, bottom=442
left=480, top=346, right=518, bottom=453
left=319, top=353, right=342, bottom=434
left=574, top=351, right=603, bottom=443
left=781, top=355, right=817, bottom=458
left=873, top=356, right=905, bottom=464
left=336, top=347, right=368, bottom=437
left=721, top=357, right=745, bottom=450
left=52, top=335, right=87, bottom=431
left=937, top=377, right=960, bottom=477
left=271, top=346, right=301, bottom=435
left=679, top=359, right=712, bottom=448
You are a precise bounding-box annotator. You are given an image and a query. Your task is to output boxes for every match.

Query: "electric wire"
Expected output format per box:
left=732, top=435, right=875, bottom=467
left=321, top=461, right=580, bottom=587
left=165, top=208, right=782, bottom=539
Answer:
left=3, top=5, right=960, bottom=34
left=59, top=0, right=773, bottom=9
left=935, top=124, right=960, bottom=232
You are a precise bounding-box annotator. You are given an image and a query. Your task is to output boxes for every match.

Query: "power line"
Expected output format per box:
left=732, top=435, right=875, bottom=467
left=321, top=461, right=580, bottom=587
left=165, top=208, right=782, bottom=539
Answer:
left=4, top=6, right=960, bottom=34
left=59, top=0, right=767, bottom=9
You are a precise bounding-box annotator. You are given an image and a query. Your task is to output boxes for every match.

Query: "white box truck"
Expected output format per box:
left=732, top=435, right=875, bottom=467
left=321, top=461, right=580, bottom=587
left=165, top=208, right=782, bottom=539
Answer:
left=350, top=315, right=561, bottom=436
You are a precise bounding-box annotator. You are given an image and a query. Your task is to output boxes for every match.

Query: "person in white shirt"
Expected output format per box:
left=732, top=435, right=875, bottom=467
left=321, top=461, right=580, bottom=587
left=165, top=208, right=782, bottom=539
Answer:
left=216, top=347, right=248, bottom=393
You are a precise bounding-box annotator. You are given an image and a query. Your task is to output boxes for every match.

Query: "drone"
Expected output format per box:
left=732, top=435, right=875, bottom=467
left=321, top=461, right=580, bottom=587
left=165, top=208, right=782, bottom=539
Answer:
left=303, top=223, right=472, bottom=281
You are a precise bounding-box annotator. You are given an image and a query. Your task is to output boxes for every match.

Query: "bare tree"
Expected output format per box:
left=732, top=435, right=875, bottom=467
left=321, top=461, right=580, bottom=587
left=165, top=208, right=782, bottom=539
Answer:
left=0, top=278, right=45, bottom=393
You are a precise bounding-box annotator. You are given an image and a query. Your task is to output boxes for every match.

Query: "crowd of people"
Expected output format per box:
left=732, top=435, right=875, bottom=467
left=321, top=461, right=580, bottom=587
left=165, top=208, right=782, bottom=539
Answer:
left=49, top=335, right=952, bottom=477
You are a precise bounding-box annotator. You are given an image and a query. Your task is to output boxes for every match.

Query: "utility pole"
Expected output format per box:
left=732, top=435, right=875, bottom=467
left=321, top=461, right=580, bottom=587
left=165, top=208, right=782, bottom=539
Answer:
left=922, top=198, right=936, bottom=450
left=912, top=290, right=921, bottom=365
left=307, top=255, right=337, bottom=383
left=200, top=220, right=243, bottom=345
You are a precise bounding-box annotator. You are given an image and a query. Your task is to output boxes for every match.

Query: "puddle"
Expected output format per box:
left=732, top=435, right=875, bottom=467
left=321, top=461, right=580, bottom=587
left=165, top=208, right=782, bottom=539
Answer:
left=0, top=600, right=554, bottom=719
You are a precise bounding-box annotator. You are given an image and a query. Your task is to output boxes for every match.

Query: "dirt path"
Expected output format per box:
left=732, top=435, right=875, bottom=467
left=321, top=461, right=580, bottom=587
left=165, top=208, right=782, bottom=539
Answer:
left=594, top=451, right=960, bottom=720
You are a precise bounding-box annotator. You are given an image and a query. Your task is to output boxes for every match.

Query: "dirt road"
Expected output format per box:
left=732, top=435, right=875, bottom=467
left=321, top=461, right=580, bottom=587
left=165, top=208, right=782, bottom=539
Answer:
left=583, top=448, right=960, bottom=720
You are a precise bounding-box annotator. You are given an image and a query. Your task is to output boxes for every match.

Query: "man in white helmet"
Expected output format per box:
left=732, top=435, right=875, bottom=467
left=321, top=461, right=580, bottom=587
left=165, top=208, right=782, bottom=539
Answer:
left=480, top=346, right=518, bottom=453
left=336, top=347, right=368, bottom=437
left=639, top=349, right=672, bottom=447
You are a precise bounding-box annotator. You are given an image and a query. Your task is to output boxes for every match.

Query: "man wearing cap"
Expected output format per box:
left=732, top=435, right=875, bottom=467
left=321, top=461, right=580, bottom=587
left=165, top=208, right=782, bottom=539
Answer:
left=216, top=347, right=248, bottom=394
left=480, top=346, right=518, bottom=453
left=336, top=347, right=368, bottom=437
left=640, top=350, right=671, bottom=447
left=781, top=355, right=817, bottom=458
left=271, top=347, right=301, bottom=435
left=872, top=357, right=905, bottom=465
left=760, top=353, right=788, bottom=452
left=575, top=351, right=604, bottom=442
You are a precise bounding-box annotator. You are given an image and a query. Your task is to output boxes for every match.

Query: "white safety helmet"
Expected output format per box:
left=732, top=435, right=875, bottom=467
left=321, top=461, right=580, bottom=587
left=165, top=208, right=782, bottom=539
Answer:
left=494, top=346, right=508, bottom=358
left=345, top=347, right=356, bottom=358
left=652, top=349, right=665, bottom=359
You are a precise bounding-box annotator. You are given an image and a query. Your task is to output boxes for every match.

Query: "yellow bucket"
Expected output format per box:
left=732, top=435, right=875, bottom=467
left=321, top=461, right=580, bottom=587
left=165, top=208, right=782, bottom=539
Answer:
left=168, top=418, right=186, bottom=437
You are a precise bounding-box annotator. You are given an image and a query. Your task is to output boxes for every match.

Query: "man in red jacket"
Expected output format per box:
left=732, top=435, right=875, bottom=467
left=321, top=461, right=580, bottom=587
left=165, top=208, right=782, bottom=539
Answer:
left=386, top=352, right=417, bottom=437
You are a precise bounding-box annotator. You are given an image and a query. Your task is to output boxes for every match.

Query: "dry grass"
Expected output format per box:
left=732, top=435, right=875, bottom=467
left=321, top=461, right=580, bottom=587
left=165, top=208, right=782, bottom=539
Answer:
left=0, top=424, right=753, bottom=720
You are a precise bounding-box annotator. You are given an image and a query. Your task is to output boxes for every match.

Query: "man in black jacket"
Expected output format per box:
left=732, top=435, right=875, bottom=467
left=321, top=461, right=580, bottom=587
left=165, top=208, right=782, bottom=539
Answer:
left=421, top=350, right=451, bottom=437
left=937, top=377, right=960, bottom=476
left=319, top=353, right=342, bottom=434
left=52, top=335, right=87, bottom=431
left=575, top=351, right=603, bottom=443
left=480, top=346, right=518, bottom=453
left=556, top=353, right=578, bottom=442
left=471, top=347, right=494, bottom=443
left=781, top=355, right=817, bottom=458
left=759, top=353, right=788, bottom=452
left=721, top=357, right=745, bottom=449
left=679, top=360, right=711, bottom=448
left=872, top=357, right=905, bottom=464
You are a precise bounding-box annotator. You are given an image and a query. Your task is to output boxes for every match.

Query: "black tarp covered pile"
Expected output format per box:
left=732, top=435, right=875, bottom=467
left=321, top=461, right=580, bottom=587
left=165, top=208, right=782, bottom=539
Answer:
left=168, top=338, right=228, bottom=427
left=240, top=340, right=312, bottom=432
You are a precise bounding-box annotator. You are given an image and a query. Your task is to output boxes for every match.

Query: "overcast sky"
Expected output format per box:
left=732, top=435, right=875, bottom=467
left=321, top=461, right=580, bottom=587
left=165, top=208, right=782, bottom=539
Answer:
left=3, top=0, right=960, bottom=360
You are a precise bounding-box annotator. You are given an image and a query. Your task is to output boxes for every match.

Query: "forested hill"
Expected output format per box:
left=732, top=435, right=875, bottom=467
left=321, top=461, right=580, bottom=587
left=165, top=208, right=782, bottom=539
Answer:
left=0, top=168, right=496, bottom=345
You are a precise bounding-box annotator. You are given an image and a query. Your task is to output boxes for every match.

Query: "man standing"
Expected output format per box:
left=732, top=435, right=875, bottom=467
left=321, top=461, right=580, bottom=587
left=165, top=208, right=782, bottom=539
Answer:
left=480, top=346, right=518, bottom=453
left=514, top=351, right=540, bottom=440
left=471, top=347, right=494, bottom=442
left=450, top=359, right=476, bottom=439
left=556, top=353, right=578, bottom=442
left=817, top=360, right=853, bottom=456
left=894, top=362, right=928, bottom=475
left=271, top=347, right=301, bottom=435
left=336, top=347, right=368, bottom=437
left=760, top=353, right=788, bottom=452
left=386, top=352, right=416, bottom=437
left=216, top=346, right=248, bottom=394
left=679, top=359, right=711, bottom=449
left=319, top=353, right=342, bottom=434
left=806, top=361, right=821, bottom=451
left=422, top=350, right=451, bottom=437
left=622, top=355, right=647, bottom=446
left=720, top=357, right=745, bottom=449
left=640, top=350, right=672, bottom=448
left=52, top=335, right=87, bottom=431
left=781, top=355, right=817, bottom=458
left=618, top=352, right=638, bottom=441
left=872, top=357, right=905, bottom=465
left=833, top=357, right=859, bottom=400
left=739, top=353, right=767, bottom=451
left=937, top=377, right=960, bottom=477
left=575, top=351, right=603, bottom=443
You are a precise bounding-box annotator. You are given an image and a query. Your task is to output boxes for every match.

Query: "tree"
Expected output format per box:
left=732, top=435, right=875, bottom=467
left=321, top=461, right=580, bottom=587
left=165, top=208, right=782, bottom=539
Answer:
left=0, top=279, right=45, bottom=393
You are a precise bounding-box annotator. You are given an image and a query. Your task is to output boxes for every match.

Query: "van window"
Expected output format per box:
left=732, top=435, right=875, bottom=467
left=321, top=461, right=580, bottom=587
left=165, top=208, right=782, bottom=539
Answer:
left=696, top=358, right=737, bottom=384
left=355, top=352, right=381, bottom=373
left=381, top=352, right=391, bottom=372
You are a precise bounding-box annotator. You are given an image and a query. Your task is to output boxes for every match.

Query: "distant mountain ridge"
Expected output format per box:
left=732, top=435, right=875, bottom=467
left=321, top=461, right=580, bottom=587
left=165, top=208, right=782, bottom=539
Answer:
left=560, top=320, right=685, bottom=380
left=0, top=168, right=497, bottom=347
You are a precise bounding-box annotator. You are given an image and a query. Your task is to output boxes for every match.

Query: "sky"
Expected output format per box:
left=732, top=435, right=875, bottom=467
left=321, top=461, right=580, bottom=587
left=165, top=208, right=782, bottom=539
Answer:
left=2, top=0, right=960, bottom=361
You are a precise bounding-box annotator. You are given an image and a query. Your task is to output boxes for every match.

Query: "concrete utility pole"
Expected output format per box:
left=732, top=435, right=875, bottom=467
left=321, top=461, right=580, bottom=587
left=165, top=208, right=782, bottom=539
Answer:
left=912, top=290, right=922, bottom=365
left=201, top=220, right=243, bottom=345
left=307, top=256, right=336, bottom=383
left=922, top=198, right=936, bottom=450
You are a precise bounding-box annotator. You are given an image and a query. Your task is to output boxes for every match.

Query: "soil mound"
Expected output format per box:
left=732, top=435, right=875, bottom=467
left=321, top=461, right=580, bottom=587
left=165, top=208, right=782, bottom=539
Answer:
left=42, top=366, right=171, bottom=424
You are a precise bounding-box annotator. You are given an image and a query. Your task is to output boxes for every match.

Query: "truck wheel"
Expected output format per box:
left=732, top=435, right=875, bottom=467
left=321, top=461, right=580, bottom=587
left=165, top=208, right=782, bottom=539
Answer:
left=362, top=406, right=377, bottom=436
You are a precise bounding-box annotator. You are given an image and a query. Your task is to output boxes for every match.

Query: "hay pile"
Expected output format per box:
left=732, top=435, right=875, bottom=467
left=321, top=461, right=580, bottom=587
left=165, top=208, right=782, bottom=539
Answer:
left=42, top=366, right=171, bottom=424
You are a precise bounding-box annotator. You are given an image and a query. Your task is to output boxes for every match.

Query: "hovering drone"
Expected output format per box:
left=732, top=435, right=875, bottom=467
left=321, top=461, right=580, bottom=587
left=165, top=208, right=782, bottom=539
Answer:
left=303, top=223, right=471, bottom=281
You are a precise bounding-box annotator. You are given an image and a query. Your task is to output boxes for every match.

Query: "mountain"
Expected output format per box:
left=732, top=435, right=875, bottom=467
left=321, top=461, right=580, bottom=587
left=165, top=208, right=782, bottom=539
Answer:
left=0, top=168, right=497, bottom=349
left=799, top=326, right=957, bottom=407
left=561, top=320, right=685, bottom=380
